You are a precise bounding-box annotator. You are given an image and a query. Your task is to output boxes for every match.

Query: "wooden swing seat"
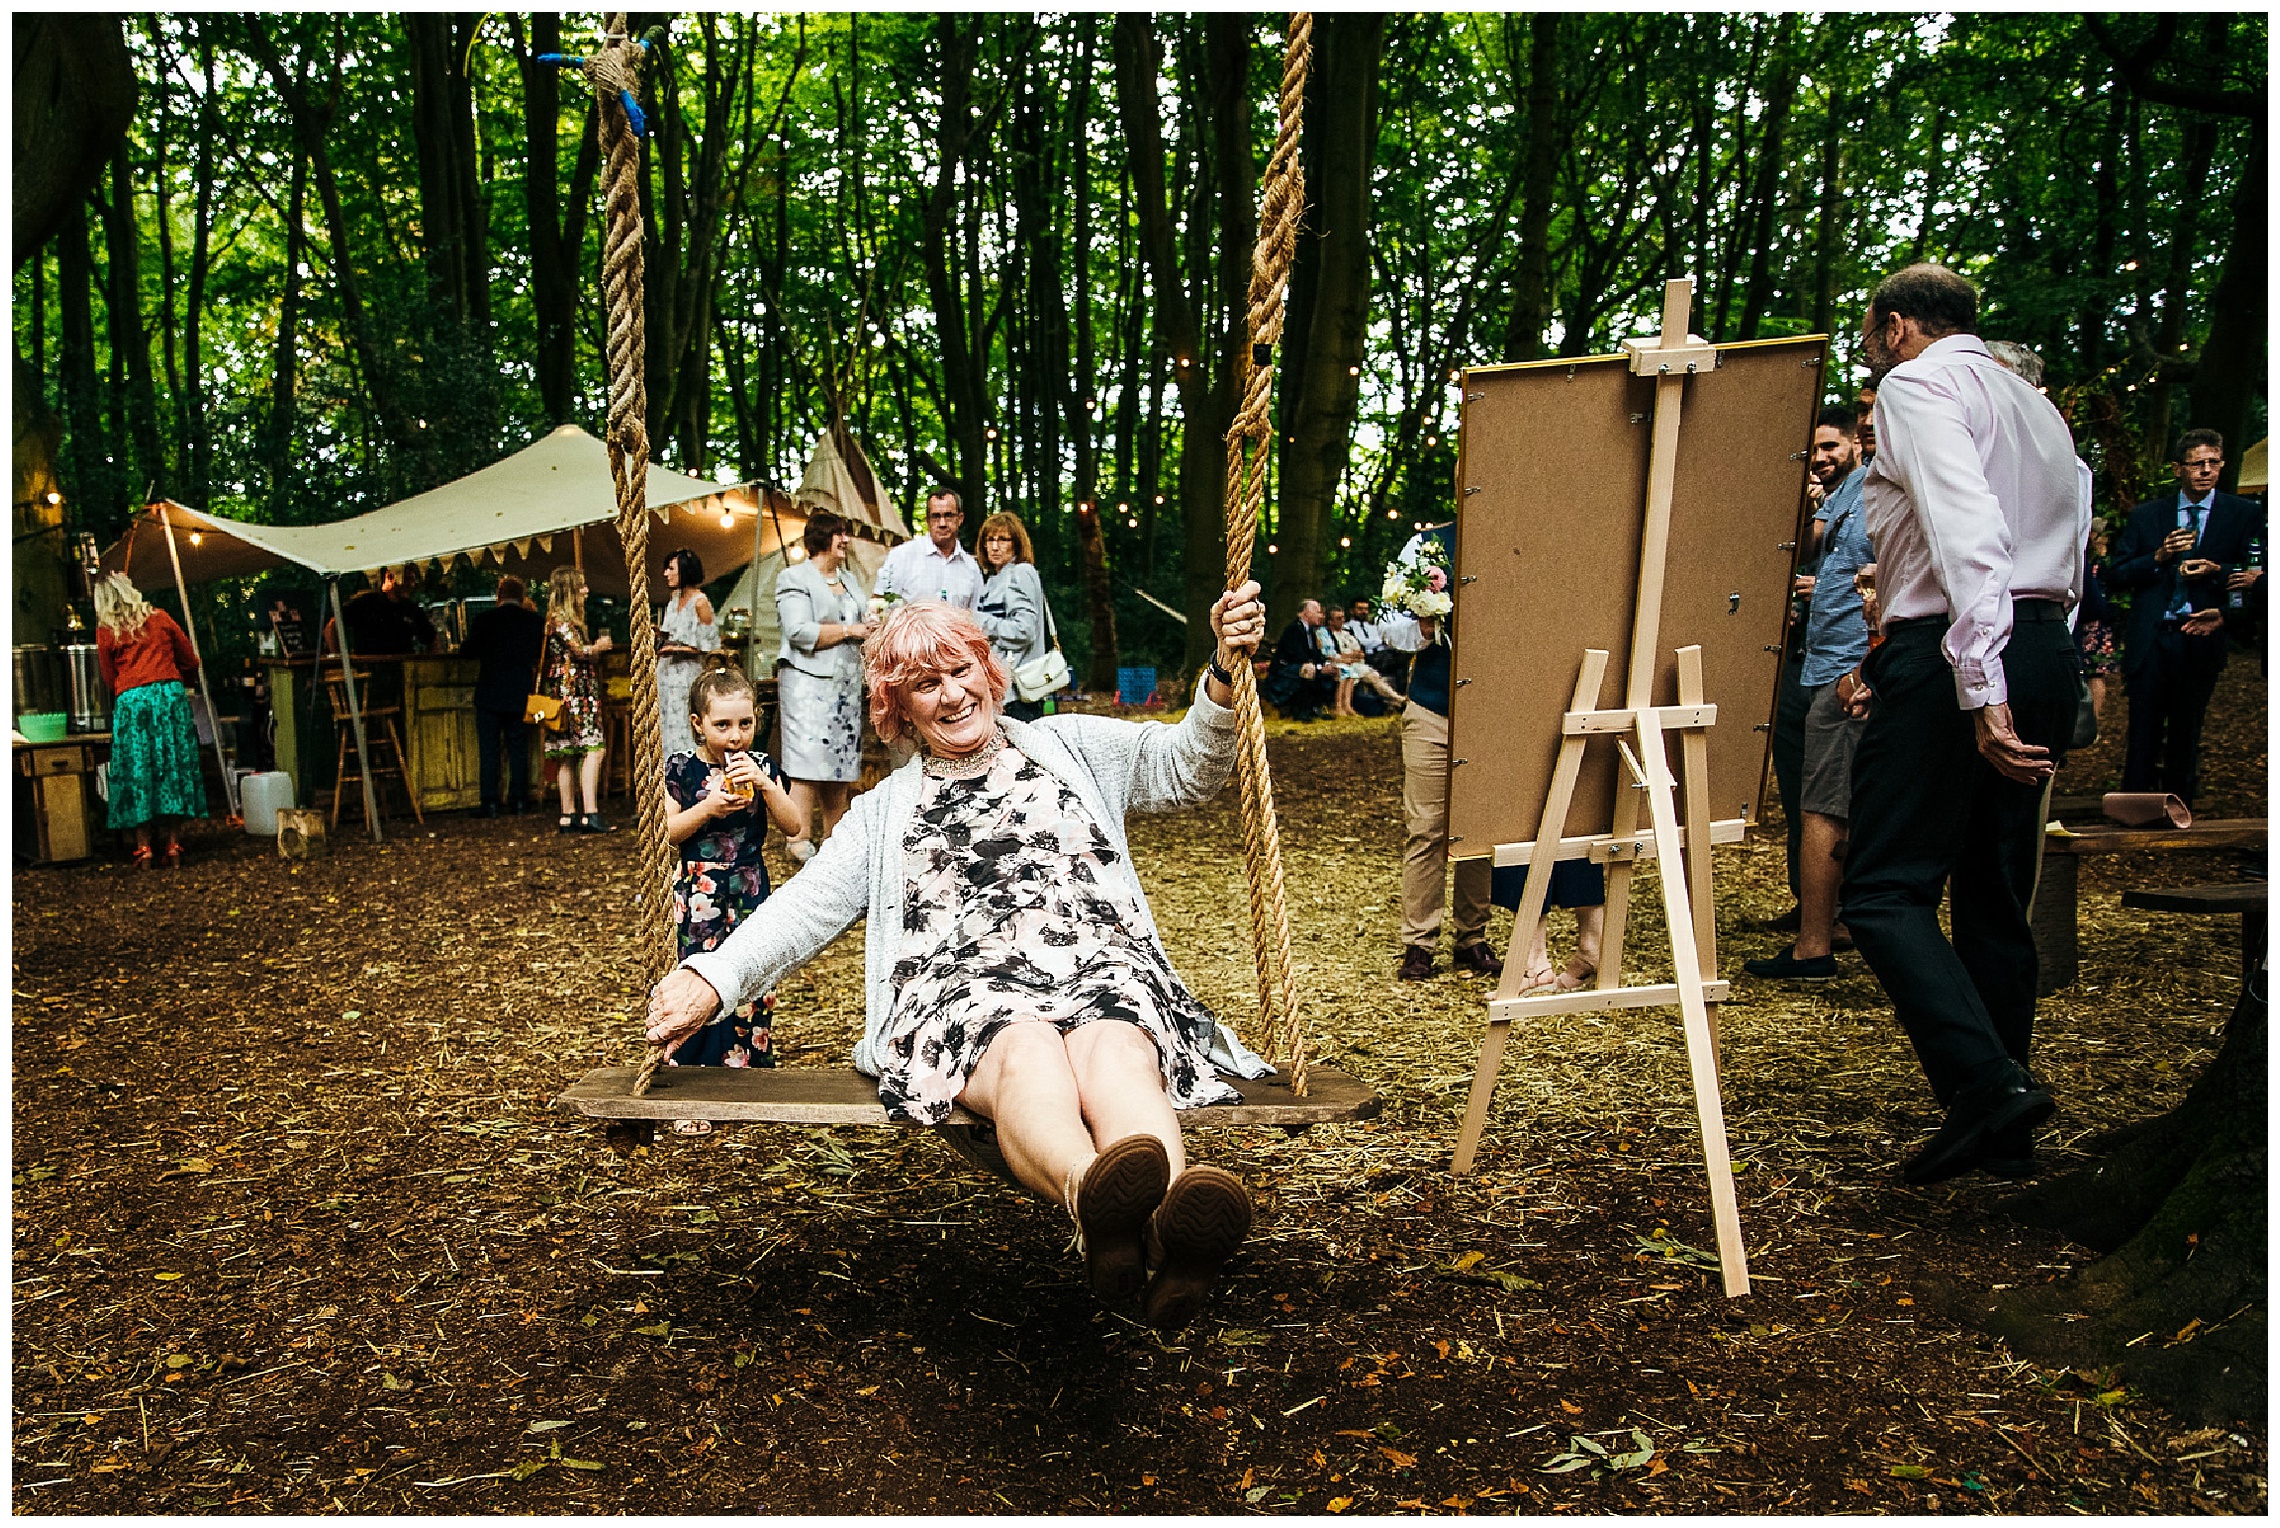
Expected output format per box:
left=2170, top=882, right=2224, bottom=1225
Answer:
left=554, top=1064, right=1380, bottom=1128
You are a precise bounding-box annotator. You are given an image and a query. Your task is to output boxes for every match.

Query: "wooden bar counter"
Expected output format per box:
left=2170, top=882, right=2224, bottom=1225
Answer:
left=266, top=653, right=542, bottom=815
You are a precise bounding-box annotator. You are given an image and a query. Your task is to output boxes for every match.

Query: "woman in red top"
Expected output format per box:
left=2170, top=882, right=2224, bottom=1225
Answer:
left=93, top=573, right=207, bottom=865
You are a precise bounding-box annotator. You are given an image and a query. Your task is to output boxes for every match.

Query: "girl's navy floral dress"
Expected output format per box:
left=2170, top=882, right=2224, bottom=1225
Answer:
left=664, top=750, right=786, bottom=1068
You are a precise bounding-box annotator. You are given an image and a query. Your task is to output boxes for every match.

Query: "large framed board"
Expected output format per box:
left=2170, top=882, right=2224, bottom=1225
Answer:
left=1447, top=337, right=1826, bottom=855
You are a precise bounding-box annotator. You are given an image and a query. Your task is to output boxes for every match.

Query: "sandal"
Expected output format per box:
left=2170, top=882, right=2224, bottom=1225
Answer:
left=557, top=814, right=577, bottom=834
left=1070, top=1135, right=1170, bottom=1306
left=578, top=813, right=611, bottom=834
left=1553, top=959, right=1597, bottom=992
left=669, top=1118, right=714, bottom=1138
left=1512, top=961, right=1559, bottom=996
left=162, top=840, right=184, bottom=865
left=1141, top=1166, right=1253, bottom=1332
left=129, top=845, right=153, bottom=870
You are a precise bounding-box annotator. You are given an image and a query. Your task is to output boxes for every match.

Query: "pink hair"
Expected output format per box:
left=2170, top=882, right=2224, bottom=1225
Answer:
left=864, top=600, right=1011, bottom=743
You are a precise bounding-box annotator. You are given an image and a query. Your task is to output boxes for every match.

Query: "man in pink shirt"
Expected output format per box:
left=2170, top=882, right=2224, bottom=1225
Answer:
left=1836, top=263, right=2085, bottom=1186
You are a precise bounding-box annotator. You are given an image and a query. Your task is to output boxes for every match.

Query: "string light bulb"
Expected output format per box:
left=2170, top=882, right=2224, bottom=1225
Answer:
left=720, top=509, right=736, bottom=530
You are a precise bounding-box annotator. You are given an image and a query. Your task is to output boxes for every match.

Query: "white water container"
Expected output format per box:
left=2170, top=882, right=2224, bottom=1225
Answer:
left=240, top=771, right=296, bottom=835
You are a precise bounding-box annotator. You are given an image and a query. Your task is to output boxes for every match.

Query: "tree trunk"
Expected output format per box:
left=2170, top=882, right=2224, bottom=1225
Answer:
left=2188, top=128, right=2264, bottom=492
left=1114, top=14, right=1238, bottom=670
left=13, top=351, right=71, bottom=646
left=56, top=203, right=111, bottom=520
left=243, top=18, right=421, bottom=463
left=1808, top=81, right=1844, bottom=339
left=1500, top=12, right=1561, bottom=363
left=1735, top=15, right=1801, bottom=341
left=920, top=13, right=990, bottom=519
left=1987, top=975, right=2266, bottom=1426
left=513, top=14, right=599, bottom=428
left=2142, top=112, right=2215, bottom=465
left=11, top=15, right=138, bottom=271
left=405, top=14, right=489, bottom=333
left=100, top=147, right=165, bottom=501
left=1271, top=13, right=1384, bottom=629
left=180, top=24, right=217, bottom=506
left=2078, top=81, right=2125, bottom=377
left=264, top=151, right=309, bottom=519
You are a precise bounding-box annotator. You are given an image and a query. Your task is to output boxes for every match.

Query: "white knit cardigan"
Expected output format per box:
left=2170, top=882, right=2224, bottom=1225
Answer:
left=682, top=689, right=1273, bottom=1085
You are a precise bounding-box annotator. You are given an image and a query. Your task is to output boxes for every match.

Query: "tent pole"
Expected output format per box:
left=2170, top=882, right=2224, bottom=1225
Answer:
left=325, top=577, right=385, bottom=843
left=157, top=503, right=241, bottom=822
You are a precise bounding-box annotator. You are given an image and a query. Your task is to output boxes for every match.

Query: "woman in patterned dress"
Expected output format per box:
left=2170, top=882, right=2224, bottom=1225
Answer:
left=773, top=510, right=875, bottom=862
left=655, top=547, right=720, bottom=760
left=92, top=573, right=207, bottom=866
left=647, top=587, right=1272, bottom=1331
left=541, top=565, right=613, bottom=833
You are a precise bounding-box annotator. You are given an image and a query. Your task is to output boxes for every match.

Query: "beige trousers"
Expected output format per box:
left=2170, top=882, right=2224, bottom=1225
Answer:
left=1400, top=701, right=1491, bottom=949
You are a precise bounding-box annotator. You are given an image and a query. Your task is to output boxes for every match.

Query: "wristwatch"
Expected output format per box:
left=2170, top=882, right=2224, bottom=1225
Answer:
left=1207, top=655, right=1235, bottom=689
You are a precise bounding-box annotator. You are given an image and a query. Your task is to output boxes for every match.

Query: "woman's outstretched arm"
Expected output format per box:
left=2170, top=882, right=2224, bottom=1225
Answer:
left=647, top=800, right=872, bottom=1047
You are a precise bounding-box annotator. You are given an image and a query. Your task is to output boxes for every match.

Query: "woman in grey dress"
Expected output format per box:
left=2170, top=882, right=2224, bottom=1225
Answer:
left=974, top=510, right=1053, bottom=723
left=774, top=510, right=875, bottom=860
left=655, top=547, right=720, bottom=759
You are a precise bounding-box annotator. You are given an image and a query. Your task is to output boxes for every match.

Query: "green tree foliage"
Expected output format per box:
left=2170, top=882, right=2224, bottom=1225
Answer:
left=11, top=12, right=2266, bottom=673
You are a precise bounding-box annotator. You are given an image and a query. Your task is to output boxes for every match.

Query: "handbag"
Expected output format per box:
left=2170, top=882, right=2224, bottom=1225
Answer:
left=524, top=655, right=563, bottom=728
left=1012, top=593, right=1071, bottom=702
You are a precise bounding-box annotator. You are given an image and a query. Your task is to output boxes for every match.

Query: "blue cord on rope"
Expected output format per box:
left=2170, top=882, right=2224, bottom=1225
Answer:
left=533, top=46, right=651, bottom=139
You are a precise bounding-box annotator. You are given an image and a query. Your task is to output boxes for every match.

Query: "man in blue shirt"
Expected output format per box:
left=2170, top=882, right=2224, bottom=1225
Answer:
left=2107, top=429, right=2265, bottom=809
left=1749, top=405, right=1872, bottom=980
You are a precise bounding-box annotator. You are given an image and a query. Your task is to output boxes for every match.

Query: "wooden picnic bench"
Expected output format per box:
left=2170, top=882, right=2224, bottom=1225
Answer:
left=2119, top=882, right=2268, bottom=985
left=2031, top=818, right=2267, bottom=993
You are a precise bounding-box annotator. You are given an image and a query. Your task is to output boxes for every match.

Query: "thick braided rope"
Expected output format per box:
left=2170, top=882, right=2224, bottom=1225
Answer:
left=1221, top=13, right=1312, bottom=1094
left=579, top=20, right=678, bottom=1097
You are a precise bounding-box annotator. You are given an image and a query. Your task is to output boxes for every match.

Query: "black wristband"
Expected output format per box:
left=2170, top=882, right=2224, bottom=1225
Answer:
left=1207, top=656, right=1235, bottom=689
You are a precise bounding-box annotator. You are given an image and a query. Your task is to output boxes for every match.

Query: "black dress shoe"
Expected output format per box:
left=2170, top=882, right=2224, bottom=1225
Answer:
left=1903, top=1077, right=2055, bottom=1185
left=474, top=803, right=502, bottom=819
left=1397, top=946, right=1436, bottom=982
left=1452, top=942, right=1505, bottom=978
left=1743, top=947, right=1838, bottom=980
left=1981, top=1136, right=2037, bottom=1179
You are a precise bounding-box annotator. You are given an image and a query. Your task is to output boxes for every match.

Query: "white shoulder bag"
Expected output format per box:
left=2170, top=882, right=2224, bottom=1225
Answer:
left=1012, top=583, right=1072, bottom=703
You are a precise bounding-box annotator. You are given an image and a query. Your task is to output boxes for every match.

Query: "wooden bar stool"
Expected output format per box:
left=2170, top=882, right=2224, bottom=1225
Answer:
left=324, top=670, right=424, bottom=829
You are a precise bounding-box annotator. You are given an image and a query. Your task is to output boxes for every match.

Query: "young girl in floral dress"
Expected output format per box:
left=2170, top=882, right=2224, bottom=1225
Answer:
left=662, top=667, right=804, bottom=1128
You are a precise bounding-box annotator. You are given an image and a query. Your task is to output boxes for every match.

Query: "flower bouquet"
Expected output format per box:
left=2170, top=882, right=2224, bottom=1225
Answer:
left=867, top=589, right=903, bottom=622
left=1380, top=536, right=1454, bottom=622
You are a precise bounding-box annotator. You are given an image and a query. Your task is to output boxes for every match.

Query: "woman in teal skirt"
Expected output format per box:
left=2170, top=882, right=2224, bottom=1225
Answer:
left=94, top=573, right=207, bottom=866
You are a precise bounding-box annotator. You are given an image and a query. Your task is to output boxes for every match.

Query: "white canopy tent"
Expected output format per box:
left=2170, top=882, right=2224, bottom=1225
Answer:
left=98, top=423, right=907, bottom=840
left=719, top=426, right=903, bottom=674
left=101, top=424, right=769, bottom=596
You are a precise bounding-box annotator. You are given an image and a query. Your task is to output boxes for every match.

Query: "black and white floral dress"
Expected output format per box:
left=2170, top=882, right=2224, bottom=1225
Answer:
left=876, top=743, right=1241, bottom=1125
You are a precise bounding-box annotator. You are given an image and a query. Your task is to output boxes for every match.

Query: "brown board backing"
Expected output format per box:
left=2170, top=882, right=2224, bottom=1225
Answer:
left=1448, top=336, right=1825, bottom=854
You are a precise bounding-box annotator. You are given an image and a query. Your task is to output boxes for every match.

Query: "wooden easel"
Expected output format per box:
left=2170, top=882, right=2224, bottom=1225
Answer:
left=1448, top=278, right=1751, bottom=1298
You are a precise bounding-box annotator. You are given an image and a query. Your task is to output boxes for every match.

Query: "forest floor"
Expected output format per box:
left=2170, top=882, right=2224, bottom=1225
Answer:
left=10, top=663, right=2267, bottom=1515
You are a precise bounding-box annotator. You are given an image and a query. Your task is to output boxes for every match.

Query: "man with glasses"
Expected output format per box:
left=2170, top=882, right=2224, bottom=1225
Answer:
left=1838, top=262, right=2084, bottom=1185
left=2107, top=429, right=2264, bottom=809
left=877, top=489, right=986, bottom=610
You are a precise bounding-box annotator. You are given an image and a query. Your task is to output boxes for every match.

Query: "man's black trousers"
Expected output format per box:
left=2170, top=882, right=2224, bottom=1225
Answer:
left=475, top=706, right=531, bottom=809
left=2120, top=626, right=2226, bottom=808
left=1839, top=606, right=2077, bottom=1108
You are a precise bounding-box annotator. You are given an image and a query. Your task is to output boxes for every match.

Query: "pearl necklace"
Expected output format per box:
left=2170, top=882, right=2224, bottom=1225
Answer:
left=921, top=728, right=1006, bottom=780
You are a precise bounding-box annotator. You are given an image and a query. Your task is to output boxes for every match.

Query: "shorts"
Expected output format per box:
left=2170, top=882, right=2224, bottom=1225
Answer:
left=1799, top=680, right=1865, bottom=821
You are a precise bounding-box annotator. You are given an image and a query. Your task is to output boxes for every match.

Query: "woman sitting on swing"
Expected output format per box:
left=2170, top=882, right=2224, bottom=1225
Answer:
left=648, top=583, right=1270, bottom=1330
